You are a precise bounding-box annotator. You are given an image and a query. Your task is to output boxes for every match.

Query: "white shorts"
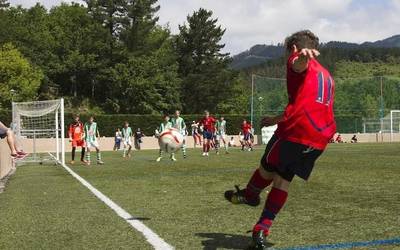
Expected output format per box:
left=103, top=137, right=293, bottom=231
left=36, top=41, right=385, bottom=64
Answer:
left=216, top=133, right=226, bottom=141
left=123, top=139, right=132, bottom=146
left=86, top=140, right=99, bottom=148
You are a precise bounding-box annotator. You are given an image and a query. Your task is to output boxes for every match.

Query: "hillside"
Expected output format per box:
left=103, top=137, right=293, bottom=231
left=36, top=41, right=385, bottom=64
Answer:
left=231, top=34, right=400, bottom=70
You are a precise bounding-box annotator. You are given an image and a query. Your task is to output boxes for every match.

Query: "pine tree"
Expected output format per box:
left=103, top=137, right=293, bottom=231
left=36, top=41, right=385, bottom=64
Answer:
left=120, top=0, right=160, bottom=53
left=176, top=8, right=236, bottom=113
left=0, top=0, right=9, bottom=9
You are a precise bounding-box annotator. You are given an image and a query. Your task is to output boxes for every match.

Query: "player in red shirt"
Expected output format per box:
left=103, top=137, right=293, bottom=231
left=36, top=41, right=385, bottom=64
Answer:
left=68, top=115, right=86, bottom=165
left=224, top=30, right=336, bottom=249
left=199, top=110, right=216, bottom=156
left=241, top=120, right=253, bottom=151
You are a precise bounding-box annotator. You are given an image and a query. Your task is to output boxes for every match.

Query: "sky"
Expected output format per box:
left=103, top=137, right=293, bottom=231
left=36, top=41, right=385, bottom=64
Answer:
left=9, top=0, right=400, bottom=55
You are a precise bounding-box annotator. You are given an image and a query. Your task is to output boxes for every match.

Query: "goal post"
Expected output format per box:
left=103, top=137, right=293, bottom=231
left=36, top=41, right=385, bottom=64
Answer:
left=12, top=99, right=65, bottom=164
left=390, top=110, right=400, bottom=142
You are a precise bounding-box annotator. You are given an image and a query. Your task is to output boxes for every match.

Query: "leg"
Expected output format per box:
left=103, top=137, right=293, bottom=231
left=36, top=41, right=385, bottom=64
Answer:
left=127, top=144, right=132, bottom=157
left=71, top=147, right=76, bottom=162
left=80, top=147, right=86, bottom=162
left=85, top=147, right=91, bottom=164
left=253, top=174, right=290, bottom=237
left=181, top=138, right=187, bottom=158
left=123, top=142, right=127, bottom=157
left=156, top=149, right=163, bottom=162
left=95, top=146, right=103, bottom=164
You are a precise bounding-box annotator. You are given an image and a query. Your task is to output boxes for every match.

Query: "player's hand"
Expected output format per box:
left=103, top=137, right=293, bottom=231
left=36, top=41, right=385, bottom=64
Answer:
left=299, top=48, right=320, bottom=59
left=69, top=138, right=72, bottom=142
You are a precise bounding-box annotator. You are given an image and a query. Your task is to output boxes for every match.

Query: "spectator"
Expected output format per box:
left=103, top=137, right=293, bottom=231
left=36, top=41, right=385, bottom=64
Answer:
left=0, top=121, right=28, bottom=160
left=335, top=134, right=344, bottom=143
left=114, top=128, right=122, bottom=151
left=228, top=136, right=236, bottom=147
left=351, top=134, right=358, bottom=143
left=134, top=128, right=145, bottom=150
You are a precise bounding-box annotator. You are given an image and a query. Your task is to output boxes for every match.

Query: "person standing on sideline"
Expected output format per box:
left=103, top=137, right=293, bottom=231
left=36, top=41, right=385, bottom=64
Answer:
left=84, top=116, right=104, bottom=166
left=68, top=115, right=86, bottom=165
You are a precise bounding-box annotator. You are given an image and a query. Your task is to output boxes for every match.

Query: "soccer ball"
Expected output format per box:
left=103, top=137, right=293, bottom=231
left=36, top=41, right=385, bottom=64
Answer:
left=158, top=128, right=184, bottom=153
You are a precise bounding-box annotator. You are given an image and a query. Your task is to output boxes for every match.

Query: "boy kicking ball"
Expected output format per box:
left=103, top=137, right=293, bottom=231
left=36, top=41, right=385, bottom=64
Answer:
left=224, top=30, right=336, bottom=249
left=84, top=116, right=104, bottom=166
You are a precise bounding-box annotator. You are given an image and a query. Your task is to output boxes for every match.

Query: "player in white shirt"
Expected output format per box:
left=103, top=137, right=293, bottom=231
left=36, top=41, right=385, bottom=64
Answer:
left=171, top=110, right=187, bottom=158
left=122, top=121, right=133, bottom=158
left=216, top=117, right=229, bottom=154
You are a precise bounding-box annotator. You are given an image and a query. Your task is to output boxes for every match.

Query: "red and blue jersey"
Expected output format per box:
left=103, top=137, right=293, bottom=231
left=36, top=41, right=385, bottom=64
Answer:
left=275, top=52, right=336, bottom=150
left=200, top=116, right=216, bottom=132
left=241, top=123, right=252, bottom=134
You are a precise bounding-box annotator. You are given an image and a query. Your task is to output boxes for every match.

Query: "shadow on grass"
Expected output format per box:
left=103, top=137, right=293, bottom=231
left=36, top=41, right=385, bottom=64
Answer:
left=196, top=232, right=274, bottom=250
left=126, top=217, right=151, bottom=221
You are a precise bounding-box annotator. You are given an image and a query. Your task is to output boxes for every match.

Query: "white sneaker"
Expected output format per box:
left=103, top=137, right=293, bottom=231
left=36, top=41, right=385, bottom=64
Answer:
left=156, top=157, right=162, bottom=162
left=171, top=156, right=177, bottom=161
left=206, top=152, right=209, bottom=156
left=202, top=152, right=206, bottom=156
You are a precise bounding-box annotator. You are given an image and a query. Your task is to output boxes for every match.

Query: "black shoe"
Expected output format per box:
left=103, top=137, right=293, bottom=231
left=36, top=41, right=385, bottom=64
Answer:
left=224, top=185, right=260, bottom=207
left=247, top=230, right=267, bottom=250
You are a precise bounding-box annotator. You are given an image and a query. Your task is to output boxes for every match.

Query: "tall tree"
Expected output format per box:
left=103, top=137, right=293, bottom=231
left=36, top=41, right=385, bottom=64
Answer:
left=176, top=8, right=242, bottom=113
left=120, top=0, right=160, bottom=54
left=0, top=0, right=9, bottom=9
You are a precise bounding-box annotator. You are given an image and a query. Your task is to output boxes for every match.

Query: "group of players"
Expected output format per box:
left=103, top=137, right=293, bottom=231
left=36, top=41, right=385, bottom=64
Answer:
left=66, top=30, right=337, bottom=249
left=67, top=110, right=256, bottom=165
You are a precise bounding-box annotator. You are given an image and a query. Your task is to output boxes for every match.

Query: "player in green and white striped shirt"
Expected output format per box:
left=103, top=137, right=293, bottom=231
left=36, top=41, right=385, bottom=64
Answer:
left=156, top=114, right=176, bottom=162
left=84, top=116, right=104, bottom=165
left=122, top=121, right=133, bottom=158
left=171, top=110, right=187, bottom=158
left=216, top=116, right=229, bottom=154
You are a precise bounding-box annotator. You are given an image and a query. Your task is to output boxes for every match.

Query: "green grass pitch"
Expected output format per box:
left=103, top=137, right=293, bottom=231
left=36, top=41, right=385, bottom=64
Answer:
left=1, top=143, right=400, bottom=249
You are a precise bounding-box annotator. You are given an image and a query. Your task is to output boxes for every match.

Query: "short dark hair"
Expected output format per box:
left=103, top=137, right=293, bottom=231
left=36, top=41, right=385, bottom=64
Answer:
left=284, top=30, right=319, bottom=53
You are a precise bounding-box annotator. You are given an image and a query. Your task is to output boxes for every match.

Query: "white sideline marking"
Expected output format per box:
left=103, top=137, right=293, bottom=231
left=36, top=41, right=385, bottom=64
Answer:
left=50, top=155, right=174, bottom=250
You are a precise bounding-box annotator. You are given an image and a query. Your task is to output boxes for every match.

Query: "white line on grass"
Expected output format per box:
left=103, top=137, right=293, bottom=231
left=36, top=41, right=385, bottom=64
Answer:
left=50, top=155, right=174, bottom=250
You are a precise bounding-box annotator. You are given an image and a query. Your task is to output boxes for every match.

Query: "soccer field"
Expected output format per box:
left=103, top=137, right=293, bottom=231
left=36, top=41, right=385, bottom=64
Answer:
left=1, top=143, right=400, bottom=250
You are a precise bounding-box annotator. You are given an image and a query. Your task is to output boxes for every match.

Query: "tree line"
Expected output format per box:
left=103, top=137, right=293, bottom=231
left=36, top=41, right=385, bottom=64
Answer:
left=0, top=0, right=248, bottom=114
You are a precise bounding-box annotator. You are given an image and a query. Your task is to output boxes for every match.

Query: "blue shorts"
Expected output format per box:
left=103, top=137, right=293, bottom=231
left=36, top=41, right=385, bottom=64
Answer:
left=244, top=133, right=251, bottom=141
left=203, top=131, right=213, bottom=140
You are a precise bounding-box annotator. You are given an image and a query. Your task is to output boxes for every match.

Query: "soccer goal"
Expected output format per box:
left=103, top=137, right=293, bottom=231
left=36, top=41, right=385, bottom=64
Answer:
left=390, top=110, right=400, bottom=142
left=12, top=99, right=65, bottom=164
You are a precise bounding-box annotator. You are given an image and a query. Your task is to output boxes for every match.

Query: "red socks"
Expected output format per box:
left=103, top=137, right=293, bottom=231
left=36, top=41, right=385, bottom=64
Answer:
left=245, top=169, right=272, bottom=201
left=260, top=187, right=288, bottom=221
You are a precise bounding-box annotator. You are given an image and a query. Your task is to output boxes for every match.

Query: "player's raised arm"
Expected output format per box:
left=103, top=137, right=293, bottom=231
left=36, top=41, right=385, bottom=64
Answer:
left=285, top=30, right=320, bottom=73
left=291, top=46, right=320, bottom=73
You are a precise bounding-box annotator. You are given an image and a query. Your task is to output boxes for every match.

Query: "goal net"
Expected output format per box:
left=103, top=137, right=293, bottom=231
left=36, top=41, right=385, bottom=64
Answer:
left=12, top=99, right=65, bottom=164
left=390, top=110, right=400, bottom=141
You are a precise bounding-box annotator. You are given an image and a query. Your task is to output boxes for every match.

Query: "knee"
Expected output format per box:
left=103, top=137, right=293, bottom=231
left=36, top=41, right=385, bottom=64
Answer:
left=258, top=166, right=274, bottom=180
left=272, top=175, right=290, bottom=191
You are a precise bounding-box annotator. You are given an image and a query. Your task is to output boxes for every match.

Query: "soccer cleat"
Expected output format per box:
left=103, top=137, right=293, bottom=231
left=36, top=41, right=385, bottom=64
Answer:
left=156, top=157, right=162, bottom=162
left=171, top=156, right=177, bottom=162
left=81, top=160, right=88, bottom=165
left=86, top=161, right=91, bottom=166
left=206, top=152, right=209, bottom=156
left=248, top=220, right=272, bottom=250
left=202, top=152, right=206, bottom=156
left=97, top=160, right=104, bottom=165
left=70, top=160, right=75, bottom=165
left=224, top=185, right=260, bottom=207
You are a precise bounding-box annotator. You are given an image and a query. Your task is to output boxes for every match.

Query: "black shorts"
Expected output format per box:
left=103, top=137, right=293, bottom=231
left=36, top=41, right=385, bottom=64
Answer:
left=260, top=134, right=323, bottom=182
left=0, top=127, right=7, bottom=139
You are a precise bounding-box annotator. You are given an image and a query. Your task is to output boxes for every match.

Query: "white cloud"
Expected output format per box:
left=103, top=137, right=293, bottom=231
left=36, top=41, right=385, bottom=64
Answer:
left=9, top=0, right=400, bottom=54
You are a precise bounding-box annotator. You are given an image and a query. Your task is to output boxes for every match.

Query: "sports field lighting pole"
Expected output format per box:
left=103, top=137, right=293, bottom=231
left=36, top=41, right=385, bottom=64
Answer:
left=251, top=74, right=255, bottom=127
left=379, top=76, right=384, bottom=132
